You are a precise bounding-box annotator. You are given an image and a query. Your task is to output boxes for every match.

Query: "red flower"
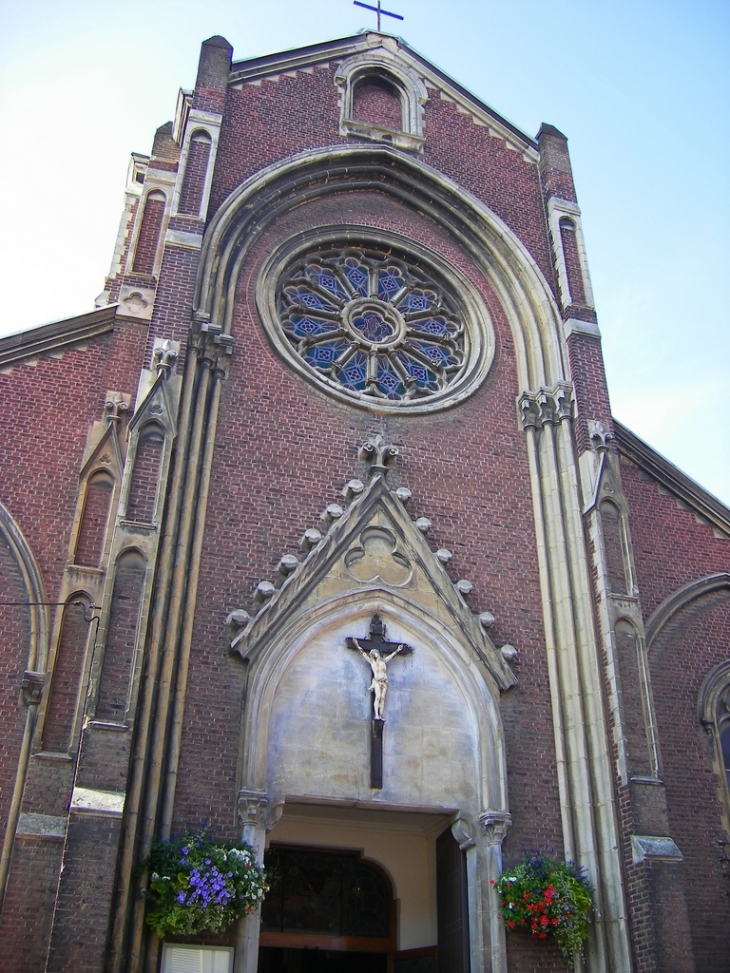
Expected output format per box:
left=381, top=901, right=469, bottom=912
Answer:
left=508, top=920, right=515, bottom=928
left=539, top=932, right=547, bottom=939
left=490, top=879, right=495, bottom=885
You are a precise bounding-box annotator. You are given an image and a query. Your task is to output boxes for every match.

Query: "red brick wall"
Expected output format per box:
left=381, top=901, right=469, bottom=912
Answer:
left=41, top=598, right=90, bottom=753
left=179, top=134, right=211, bottom=217
left=127, top=428, right=163, bottom=523
left=622, top=457, right=730, bottom=968
left=559, top=217, right=586, bottom=306
left=353, top=79, right=403, bottom=130
left=95, top=550, right=146, bottom=722
left=132, top=191, right=165, bottom=275
left=0, top=532, right=30, bottom=839
left=74, top=471, right=113, bottom=567
left=171, top=185, right=567, bottom=972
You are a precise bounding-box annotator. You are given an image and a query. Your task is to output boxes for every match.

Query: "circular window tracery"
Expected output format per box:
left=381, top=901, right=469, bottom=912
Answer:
left=258, top=233, right=494, bottom=413
left=279, top=248, right=465, bottom=402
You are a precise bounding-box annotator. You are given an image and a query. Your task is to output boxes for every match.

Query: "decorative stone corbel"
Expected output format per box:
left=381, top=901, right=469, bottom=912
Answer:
left=21, top=670, right=45, bottom=707
left=589, top=419, right=614, bottom=453
left=360, top=434, right=399, bottom=477
left=152, top=338, right=180, bottom=378
left=104, top=392, right=130, bottom=425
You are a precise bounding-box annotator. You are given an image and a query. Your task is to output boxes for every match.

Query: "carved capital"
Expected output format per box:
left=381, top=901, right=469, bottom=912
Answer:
left=478, top=809, right=512, bottom=845
left=237, top=790, right=269, bottom=830
left=190, top=318, right=234, bottom=375
left=518, top=382, right=574, bottom=432
left=21, top=670, right=45, bottom=706
left=360, top=434, right=399, bottom=477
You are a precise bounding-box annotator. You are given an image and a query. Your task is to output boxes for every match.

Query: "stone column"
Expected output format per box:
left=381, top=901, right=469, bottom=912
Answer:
left=234, top=790, right=268, bottom=973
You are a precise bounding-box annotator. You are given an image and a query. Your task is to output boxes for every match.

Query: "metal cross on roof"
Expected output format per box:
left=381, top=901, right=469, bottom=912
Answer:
left=353, top=0, right=404, bottom=31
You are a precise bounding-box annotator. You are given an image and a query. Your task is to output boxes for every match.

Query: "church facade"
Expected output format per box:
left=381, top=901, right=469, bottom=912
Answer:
left=0, top=32, right=728, bottom=973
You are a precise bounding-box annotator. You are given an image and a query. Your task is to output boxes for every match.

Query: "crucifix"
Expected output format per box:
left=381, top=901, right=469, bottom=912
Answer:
left=346, top=614, right=412, bottom=788
left=353, top=0, right=404, bottom=32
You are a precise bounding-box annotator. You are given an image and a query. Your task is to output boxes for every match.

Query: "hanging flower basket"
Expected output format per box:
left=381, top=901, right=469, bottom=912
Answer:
left=492, top=851, right=593, bottom=958
left=142, top=828, right=269, bottom=937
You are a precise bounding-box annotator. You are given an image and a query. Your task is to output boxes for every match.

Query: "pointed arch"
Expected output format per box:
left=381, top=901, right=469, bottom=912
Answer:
left=646, top=573, right=730, bottom=648
left=195, top=145, right=566, bottom=393
left=0, top=501, right=49, bottom=672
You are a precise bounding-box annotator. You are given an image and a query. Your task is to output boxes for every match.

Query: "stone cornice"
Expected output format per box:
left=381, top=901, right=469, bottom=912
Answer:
left=614, top=419, right=730, bottom=538
left=228, top=32, right=537, bottom=155
left=0, top=305, right=118, bottom=369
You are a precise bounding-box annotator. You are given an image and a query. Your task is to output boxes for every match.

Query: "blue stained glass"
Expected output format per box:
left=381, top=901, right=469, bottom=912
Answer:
left=352, top=310, right=394, bottom=343
left=398, top=352, right=439, bottom=390
left=399, top=290, right=431, bottom=312
left=378, top=272, right=403, bottom=297
left=377, top=359, right=405, bottom=398
left=317, top=272, right=345, bottom=297
left=285, top=315, right=338, bottom=339
left=410, top=340, right=454, bottom=364
left=345, top=266, right=369, bottom=294
left=303, top=338, right=349, bottom=369
left=341, top=351, right=368, bottom=389
left=280, top=247, right=466, bottom=402
left=414, top=317, right=449, bottom=336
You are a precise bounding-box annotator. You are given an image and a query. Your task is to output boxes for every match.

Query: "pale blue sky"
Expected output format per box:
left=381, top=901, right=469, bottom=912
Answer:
left=1, top=0, right=728, bottom=503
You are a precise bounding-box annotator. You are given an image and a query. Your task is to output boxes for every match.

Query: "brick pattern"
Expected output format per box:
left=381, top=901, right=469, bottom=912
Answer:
left=559, top=218, right=586, bottom=306
left=45, top=815, right=123, bottom=973
left=126, top=428, right=163, bottom=523
left=41, top=599, right=90, bottom=752
left=566, top=333, right=614, bottom=453
left=648, top=593, right=730, bottom=969
left=131, top=192, right=165, bottom=275
left=353, top=79, right=403, bottom=130
left=0, top=836, right=62, bottom=972
left=172, top=189, right=566, bottom=963
left=95, top=551, right=145, bottom=722
left=74, top=471, right=113, bottom=566
left=0, top=532, right=30, bottom=839
left=178, top=134, right=211, bottom=217
left=600, top=500, right=627, bottom=595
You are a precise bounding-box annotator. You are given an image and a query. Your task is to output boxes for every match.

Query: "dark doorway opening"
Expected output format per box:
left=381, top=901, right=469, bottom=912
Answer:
left=258, top=947, right=387, bottom=972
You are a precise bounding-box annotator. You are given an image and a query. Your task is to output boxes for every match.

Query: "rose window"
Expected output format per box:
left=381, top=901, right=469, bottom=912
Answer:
left=276, top=248, right=466, bottom=402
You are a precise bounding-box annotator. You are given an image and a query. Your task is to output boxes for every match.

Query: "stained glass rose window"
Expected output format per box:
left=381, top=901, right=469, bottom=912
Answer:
left=259, top=237, right=493, bottom=413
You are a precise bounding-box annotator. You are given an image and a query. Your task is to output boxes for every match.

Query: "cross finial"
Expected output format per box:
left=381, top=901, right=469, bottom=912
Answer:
left=353, top=0, right=404, bottom=31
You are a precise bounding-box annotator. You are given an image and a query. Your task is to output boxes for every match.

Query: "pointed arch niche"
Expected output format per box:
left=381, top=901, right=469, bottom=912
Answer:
left=239, top=589, right=509, bottom=971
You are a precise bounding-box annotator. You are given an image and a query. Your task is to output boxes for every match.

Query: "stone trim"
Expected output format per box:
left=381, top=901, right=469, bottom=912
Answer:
left=646, top=573, right=730, bottom=648
left=547, top=197, right=595, bottom=311
left=630, top=835, right=683, bottom=864
left=0, top=305, right=117, bottom=369
left=16, top=812, right=67, bottom=839
left=256, top=227, right=495, bottom=414
left=70, top=786, right=126, bottom=816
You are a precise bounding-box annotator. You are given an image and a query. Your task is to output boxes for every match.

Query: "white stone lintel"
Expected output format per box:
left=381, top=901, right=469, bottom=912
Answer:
left=631, top=834, right=683, bottom=864
left=564, top=317, right=601, bottom=339
left=16, top=811, right=67, bottom=838
left=70, top=786, right=126, bottom=816
left=165, top=229, right=203, bottom=250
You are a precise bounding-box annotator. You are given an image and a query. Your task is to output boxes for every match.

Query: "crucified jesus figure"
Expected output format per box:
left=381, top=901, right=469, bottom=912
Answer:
left=351, top=638, right=404, bottom=721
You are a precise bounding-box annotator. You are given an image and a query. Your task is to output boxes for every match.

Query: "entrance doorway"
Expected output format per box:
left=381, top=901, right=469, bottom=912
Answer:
left=258, top=947, right=387, bottom=972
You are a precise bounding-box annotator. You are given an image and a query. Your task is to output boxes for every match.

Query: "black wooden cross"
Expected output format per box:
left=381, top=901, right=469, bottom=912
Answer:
left=353, top=0, right=404, bottom=31
left=347, top=614, right=412, bottom=788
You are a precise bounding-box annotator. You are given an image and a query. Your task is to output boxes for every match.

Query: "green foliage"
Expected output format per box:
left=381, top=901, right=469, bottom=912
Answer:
left=493, top=852, right=593, bottom=959
left=142, top=828, right=269, bottom=937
